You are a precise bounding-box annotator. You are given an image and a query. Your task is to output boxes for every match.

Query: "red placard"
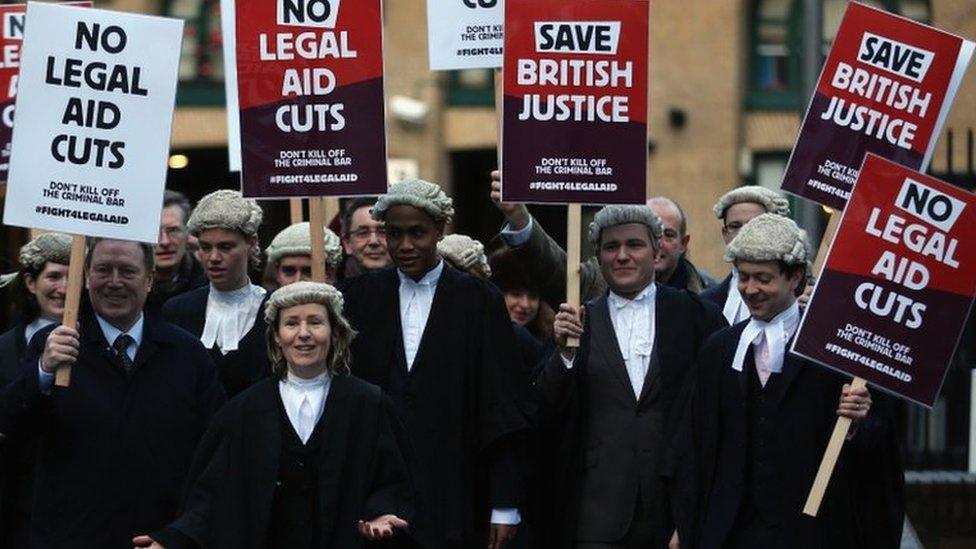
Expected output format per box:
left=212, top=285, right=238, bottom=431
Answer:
left=0, top=2, right=90, bottom=183
left=501, top=0, right=648, bottom=205
left=781, top=2, right=973, bottom=210
left=793, top=154, right=976, bottom=407
left=236, top=0, right=386, bottom=198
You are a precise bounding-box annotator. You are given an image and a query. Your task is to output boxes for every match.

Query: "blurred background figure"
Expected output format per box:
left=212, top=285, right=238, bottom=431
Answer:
left=339, top=197, right=392, bottom=281
left=264, top=222, right=343, bottom=289
left=149, top=190, right=207, bottom=313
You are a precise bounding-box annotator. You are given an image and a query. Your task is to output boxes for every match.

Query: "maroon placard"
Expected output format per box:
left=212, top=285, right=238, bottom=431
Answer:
left=793, top=154, right=976, bottom=407
left=781, top=2, right=973, bottom=210
left=501, top=0, right=648, bottom=205
left=236, top=0, right=387, bottom=198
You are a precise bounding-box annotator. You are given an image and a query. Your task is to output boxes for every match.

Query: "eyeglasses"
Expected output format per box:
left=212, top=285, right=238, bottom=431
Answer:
left=349, top=227, right=386, bottom=240
left=279, top=265, right=312, bottom=278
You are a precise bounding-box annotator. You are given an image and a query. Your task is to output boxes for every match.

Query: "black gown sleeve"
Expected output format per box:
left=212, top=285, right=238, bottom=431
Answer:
left=362, top=395, right=416, bottom=524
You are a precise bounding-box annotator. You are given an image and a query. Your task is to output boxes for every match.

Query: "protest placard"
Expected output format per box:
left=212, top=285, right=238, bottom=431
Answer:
left=501, top=0, right=648, bottom=205
left=0, top=2, right=91, bottom=182
left=781, top=2, right=974, bottom=210
left=221, top=0, right=241, bottom=172
left=793, top=154, right=976, bottom=408
left=1, top=2, right=182, bottom=243
left=236, top=0, right=387, bottom=198
left=427, top=0, right=503, bottom=70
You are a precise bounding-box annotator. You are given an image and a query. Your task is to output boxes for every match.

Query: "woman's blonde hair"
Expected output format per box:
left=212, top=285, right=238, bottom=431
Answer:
left=264, top=281, right=356, bottom=378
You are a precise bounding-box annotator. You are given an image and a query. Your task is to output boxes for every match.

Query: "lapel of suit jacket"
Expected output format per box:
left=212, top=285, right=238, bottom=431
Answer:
left=637, top=285, right=669, bottom=406
left=589, top=295, right=636, bottom=403
left=249, top=381, right=283, bottom=537
left=407, top=264, right=456, bottom=376
left=132, top=315, right=162, bottom=371
left=766, top=335, right=804, bottom=409
left=315, top=374, right=351, bottom=535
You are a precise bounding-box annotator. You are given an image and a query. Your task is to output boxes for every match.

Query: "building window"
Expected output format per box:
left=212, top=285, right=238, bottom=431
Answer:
left=446, top=69, right=495, bottom=107
left=747, top=0, right=931, bottom=111
left=165, top=0, right=225, bottom=106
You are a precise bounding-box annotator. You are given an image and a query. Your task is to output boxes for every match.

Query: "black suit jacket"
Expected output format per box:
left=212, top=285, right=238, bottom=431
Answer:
left=154, top=375, right=414, bottom=549
left=534, top=284, right=726, bottom=547
left=162, top=286, right=271, bottom=398
left=0, top=310, right=226, bottom=547
left=672, top=322, right=904, bottom=549
left=340, top=266, right=531, bottom=547
left=700, top=273, right=732, bottom=309
left=0, top=323, right=35, bottom=548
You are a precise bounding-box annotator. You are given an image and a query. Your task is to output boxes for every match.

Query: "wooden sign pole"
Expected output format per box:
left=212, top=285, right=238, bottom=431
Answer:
left=308, top=197, right=327, bottom=283
left=802, top=210, right=866, bottom=516
left=566, top=204, right=582, bottom=348
left=289, top=198, right=304, bottom=224
left=54, top=234, right=86, bottom=387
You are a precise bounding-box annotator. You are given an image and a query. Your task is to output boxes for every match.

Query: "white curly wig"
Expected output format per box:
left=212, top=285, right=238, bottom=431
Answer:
left=266, top=222, right=342, bottom=269
left=371, top=179, right=454, bottom=224
left=713, top=186, right=791, bottom=219
left=187, top=190, right=263, bottom=238
left=724, top=213, right=808, bottom=266
left=587, top=205, right=663, bottom=251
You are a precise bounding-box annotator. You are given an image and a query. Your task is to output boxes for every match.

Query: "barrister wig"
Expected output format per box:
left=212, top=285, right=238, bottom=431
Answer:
left=712, top=185, right=791, bottom=219
left=437, top=234, right=491, bottom=279
left=266, top=222, right=342, bottom=269
left=0, top=232, right=72, bottom=289
left=587, top=205, right=664, bottom=251
left=371, top=179, right=455, bottom=225
left=724, top=213, right=808, bottom=266
left=186, top=189, right=264, bottom=238
left=264, top=281, right=356, bottom=378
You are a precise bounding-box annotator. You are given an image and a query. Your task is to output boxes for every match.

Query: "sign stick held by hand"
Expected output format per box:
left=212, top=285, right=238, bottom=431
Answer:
left=54, top=234, right=86, bottom=387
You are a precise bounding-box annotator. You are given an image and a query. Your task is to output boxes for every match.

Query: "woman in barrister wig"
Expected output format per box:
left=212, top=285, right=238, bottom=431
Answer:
left=134, top=281, right=414, bottom=549
left=0, top=232, right=71, bottom=549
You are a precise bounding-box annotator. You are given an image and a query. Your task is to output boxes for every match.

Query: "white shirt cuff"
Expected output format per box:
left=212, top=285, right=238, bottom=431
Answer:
left=37, top=360, right=54, bottom=395
left=490, top=508, right=521, bottom=525
left=560, top=353, right=575, bottom=369
left=500, top=218, right=534, bottom=248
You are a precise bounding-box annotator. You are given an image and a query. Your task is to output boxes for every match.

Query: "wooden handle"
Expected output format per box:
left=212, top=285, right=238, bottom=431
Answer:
left=55, top=234, right=86, bottom=387
left=803, top=376, right=867, bottom=516
left=566, top=204, right=582, bottom=348
left=308, top=197, right=327, bottom=283
left=289, top=198, right=303, bottom=224
left=812, top=211, right=841, bottom=276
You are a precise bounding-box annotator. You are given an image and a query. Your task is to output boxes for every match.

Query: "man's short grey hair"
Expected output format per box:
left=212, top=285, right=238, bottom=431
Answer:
left=266, top=222, right=342, bottom=269
left=187, top=189, right=263, bottom=238
left=724, top=213, right=807, bottom=266
left=372, top=179, right=454, bottom=224
left=713, top=186, right=791, bottom=219
left=587, top=205, right=663, bottom=251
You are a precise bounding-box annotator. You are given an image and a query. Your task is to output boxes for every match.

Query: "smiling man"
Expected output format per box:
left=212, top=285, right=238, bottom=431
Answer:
left=340, top=179, right=530, bottom=549
left=536, top=205, right=725, bottom=548
left=671, top=214, right=904, bottom=549
left=163, top=190, right=270, bottom=398
left=0, top=238, right=224, bottom=547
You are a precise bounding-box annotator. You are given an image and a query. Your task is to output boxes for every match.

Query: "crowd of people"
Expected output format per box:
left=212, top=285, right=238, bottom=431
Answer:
left=0, top=174, right=904, bottom=548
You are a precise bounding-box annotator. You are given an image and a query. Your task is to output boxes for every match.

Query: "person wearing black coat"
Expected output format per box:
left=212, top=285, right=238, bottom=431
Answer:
left=142, top=282, right=415, bottom=549
left=340, top=180, right=531, bottom=548
left=535, top=206, right=726, bottom=548
left=669, top=215, right=903, bottom=549
left=0, top=238, right=225, bottom=548
left=162, top=190, right=271, bottom=398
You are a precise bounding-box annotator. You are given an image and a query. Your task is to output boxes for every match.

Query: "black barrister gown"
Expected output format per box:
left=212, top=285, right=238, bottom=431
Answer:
left=340, top=266, right=532, bottom=548
left=152, top=374, right=415, bottom=549
left=670, top=323, right=905, bottom=549
left=0, top=322, right=38, bottom=548
left=162, top=286, right=271, bottom=398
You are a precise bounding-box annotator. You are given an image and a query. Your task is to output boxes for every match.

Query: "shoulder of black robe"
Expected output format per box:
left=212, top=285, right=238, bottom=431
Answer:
left=700, top=274, right=732, bottom=308
left=0, top=324, right=27, bottom=387
left=162, top=285, right=210, bottom=336
left=155, top=374, right=415, bottom=549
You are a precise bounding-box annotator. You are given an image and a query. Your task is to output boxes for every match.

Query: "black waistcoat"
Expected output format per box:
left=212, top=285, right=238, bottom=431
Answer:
left=267, top=394, right=326, bottom=549
left=743, top=362, right=784, bottom=525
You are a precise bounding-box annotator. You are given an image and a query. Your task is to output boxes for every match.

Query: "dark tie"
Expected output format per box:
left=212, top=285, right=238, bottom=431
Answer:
left=112, top=334, right=135, bottom=375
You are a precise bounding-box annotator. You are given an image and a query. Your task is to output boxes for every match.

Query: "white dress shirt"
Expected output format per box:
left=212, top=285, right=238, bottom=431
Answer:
left=731, top=301, right=801, bottom=376
left=39, top=313, right=145, bottom=393
left=201, top=283, right=266, bottom=354
left=721, top=267, right=751, bottom=325
left=278, top=370, right=332, bottom=444
left=562, top=284, right=657, bottom=399
left=398, top=260, right=444, bottom=371
left=397, top=259, right=520, bottom=525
